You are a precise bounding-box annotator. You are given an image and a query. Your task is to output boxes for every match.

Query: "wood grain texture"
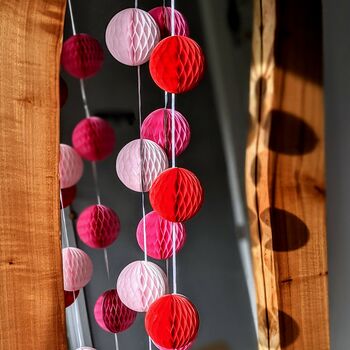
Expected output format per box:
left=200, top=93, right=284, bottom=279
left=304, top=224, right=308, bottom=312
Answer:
left=246, top=0, right=330, bottom=349
left=0, top=1, right=67, bottom=349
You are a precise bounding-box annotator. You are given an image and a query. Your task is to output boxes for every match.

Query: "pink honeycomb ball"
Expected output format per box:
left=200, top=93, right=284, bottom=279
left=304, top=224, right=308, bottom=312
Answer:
left=105, top=8, right=160, bottom=66
left=136, top=211, right=186, bottom=260
left=77, top=205, right=120, bottom=249
left=141, top=108, right=191, bottom=157
left=72, top=117, right=116, bottom=161
left=149, top=7, right=189, bottom=38
left=116, top=260, right=168, bottom=312
left=62, top=247, right=93, bottom=291
left=60, top=144, right=84, bottom=189
left=94, top=289, right=137, bottom=334
left=61, top=34, right=104, bottom=79
left=116, top=139, right=168, bottom=192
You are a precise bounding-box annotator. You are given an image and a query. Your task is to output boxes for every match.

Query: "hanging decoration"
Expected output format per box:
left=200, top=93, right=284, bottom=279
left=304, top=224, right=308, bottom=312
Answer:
left=116, top=139, right=168, bottom=192
left=77, top=205, right=121, bottom=249
left=61, top=34, right=104, bottom=79
left=141, top=108, right=191, bottom=157
left=94, top=289, right=137, bottom=333
left=62, top=247, right=93, bottom=291
left=116, top=260, right=168, bottom=312
left=149, top=7, right=189, bottom=38
left=59, top=144, right=84, bottom=189
left=65, top=290, right=80, bottom=308
left=72, top=117, right=116, bottom=161
left=105, top=8, right=160, bottom=66
left=145, top=294, right=200, bottom=349
left=60, top=185, right=77, bottom=209
left=136, top=211, right=186, bottom=260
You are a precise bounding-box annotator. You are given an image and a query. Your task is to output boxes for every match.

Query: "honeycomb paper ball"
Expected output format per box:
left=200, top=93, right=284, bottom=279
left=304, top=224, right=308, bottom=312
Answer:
left=94, top=289, right=137, bottom=333
left=141, top=108, right=190, bottom=157
left=60, top=185, right=77, bottom=209
left=106, top=8, right=160, bottom=66
left=72, top=117, right=116, bottom=161
left=149, top=36, right=205, bottom=94
left=145, top=294, right=200, bottom=349
left=116, top=260, right=168, bottom=312
left=61, top=34, right=104, bottom=79
left=77, top=205, right=120, bottom=249
left=62, top=247, right=93, bottom=291
left=76, top=348, right=96, bottom=350
left=116, top=139, right=168, bottom=192
left=60, top=76, right=68, bottom=107
left=136, top=211, right=186, bottom=260
left=149, top=7, right=189, bottom=38
left=149, top=168, right=204, bottom=222
left=64, top=289, right=80, bottom=308
left=60, top=144, right=84, bottom=189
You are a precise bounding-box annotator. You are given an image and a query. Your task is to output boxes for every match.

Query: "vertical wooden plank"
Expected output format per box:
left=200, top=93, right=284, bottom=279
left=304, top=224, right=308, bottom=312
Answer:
left=246, top=0, right=330, bottom=349
left=0, top=1, right=67, bottom=349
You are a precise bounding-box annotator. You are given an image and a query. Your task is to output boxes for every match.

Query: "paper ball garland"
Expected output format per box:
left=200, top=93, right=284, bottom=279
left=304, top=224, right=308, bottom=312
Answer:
left=64, top=289, right=80, bottom=308
left=60, top=185, right=77, bottom=209
left=94, top=289, right=137, bottom=333
left=106, top=8, right=160, bottom=66
left=60, top=144, right=84, bottom=189
left=77, top=205, right=120, bottom=249
left=72, top=117, right=116, bottom=161
left=149, top=168, right=204, bottom=222
left=116, top=139, right=168, bottom=192
left=116, top=260, right=168, bottom=312
left=61, top=34, right=104, bottom=79
left=136, top=211, right=186, bottom=260
left=149, top=36, right=205, bottom=94
left=149, top=7, right=189, bottom=38
left=141, top=108, right=191, bottom=157
left=62, top=247, right=93, bottom=291
left=145, top=294, right=200, bottom=349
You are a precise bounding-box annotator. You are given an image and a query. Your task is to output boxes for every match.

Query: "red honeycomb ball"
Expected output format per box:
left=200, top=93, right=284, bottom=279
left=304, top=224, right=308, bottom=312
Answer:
left=60, top=185, right=77, bottom=209
left=145, top=294, right=200, bottom=349
left=77, top=205, right=120, bottom=249
left=94, top=289, right=137, bottom=333
left=72, top=117, right=116, bottom=161
left=61, top=34, right=104, bottom=79
left=60, top=76, right=68, bottom=107
left=149, top=36, right=205, bottom=94
left=149, top=168, right=204, bottom=222
left=64, top=289, right=80, bottom=308
left=149, top=7, right=189, bottom=38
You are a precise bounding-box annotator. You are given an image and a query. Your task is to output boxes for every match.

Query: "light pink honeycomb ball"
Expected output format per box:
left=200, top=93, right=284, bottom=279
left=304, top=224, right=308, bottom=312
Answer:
left=149, top=7, right=189, bottom=38
left=141, top=108, right=191, bottom=157
left=106, top=8, right=160, bottom=66
left=60, top=144, right=83, bottom=189
left=62, top=247, right=93, bottom=291
left=136, top=211, right=186, bottom=260
left=155, top=342, right=194, bottom=350
left=116, top=260, right=168, bottom=312
left=77, top=205, right=120, bottom=249
left=116, top=139, right=168, bottom=192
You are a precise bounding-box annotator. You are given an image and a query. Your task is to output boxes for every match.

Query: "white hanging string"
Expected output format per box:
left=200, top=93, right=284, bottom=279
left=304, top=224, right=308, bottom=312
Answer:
left=73, top=292, right=84, bottom=348
left=67, top=0, right=77, bottom=36
left=114, top=334, right=120, bottom=350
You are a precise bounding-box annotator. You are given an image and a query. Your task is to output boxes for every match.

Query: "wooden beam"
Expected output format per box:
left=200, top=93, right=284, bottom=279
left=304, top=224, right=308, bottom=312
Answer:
left=0, top=1, right=67, bottom=348
left=246, top=0, right=330, bottom=349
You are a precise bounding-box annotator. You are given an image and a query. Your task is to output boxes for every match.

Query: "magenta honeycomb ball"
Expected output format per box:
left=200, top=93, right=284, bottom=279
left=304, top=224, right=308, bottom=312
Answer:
left=59, top=144, right=84, bottom=189
left=149, top=7, right=189, bottom=38
left=141, top=108, right=191, bottom=157
left=94, top=289, right=137, bottom=333
left=62, top=247, right=93, bottom=291
left=116, top=260, right=168, bottom=312
left=72, top=117, right=116, bottom=161
left=136, top=211, right=186, bottom=260
left=105, top=8, right=160, bottom=66
left=61, top=34, right=104, bottom=79
left=77, top=205, right=120, bottom=249
left=116, top=139, right=168, bottom=192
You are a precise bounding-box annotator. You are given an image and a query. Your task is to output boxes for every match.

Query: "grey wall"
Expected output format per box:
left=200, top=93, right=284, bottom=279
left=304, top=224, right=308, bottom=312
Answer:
left=61, top=0, right=256, bottom=349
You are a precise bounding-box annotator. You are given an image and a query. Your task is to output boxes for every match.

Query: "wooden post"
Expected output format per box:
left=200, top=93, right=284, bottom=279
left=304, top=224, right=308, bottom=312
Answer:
left=0, top=1, right=67, bottom=349
left=246, top=0, right=330, bottom=349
